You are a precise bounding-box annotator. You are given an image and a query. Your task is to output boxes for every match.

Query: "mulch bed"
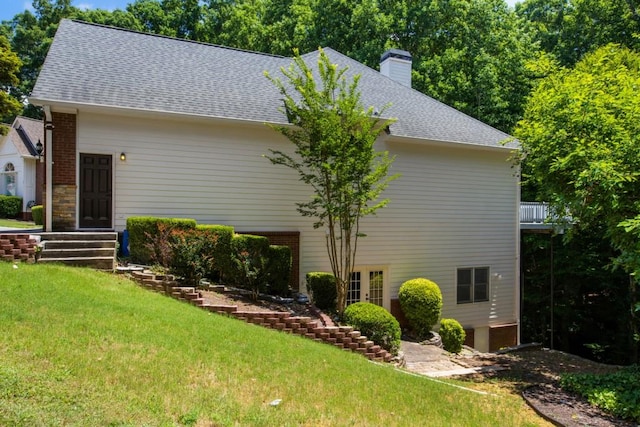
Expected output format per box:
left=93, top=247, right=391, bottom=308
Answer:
left=457, top=348, right=637, bottom=427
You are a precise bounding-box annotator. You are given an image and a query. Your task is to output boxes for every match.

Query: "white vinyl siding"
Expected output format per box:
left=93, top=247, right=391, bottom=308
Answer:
left=76, top=110, right=519, bottom=330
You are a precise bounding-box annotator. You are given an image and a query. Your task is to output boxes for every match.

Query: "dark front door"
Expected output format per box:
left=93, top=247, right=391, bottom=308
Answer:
left=80, top=153, right=112, bottom=228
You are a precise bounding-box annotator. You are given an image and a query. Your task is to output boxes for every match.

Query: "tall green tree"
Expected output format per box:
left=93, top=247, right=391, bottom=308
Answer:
left=388, top=0, right=536, bottom=132
left=265, top=49, right=397, bottom=314
left=0, top=34, right=22, bottom=131
left=515, top=44, right=640, bottom=361
left=517, top=0, right=640, bottom=66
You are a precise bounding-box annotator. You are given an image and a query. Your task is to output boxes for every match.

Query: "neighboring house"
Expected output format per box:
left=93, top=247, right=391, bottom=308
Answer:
left=30, top=19, right=520, bottom=352
left=0, top=116, right=44, bottom=220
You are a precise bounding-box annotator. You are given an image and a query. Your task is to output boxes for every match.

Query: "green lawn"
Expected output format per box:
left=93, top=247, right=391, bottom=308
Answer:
left=0, top=218, right=39, bottom=229
left=0, top=263, right=547, bottom=426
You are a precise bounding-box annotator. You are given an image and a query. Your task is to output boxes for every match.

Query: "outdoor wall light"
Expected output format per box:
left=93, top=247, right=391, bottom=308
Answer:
left=35, top=139, right=44, bottom=161
left=120, top=152, right=126, bottom=161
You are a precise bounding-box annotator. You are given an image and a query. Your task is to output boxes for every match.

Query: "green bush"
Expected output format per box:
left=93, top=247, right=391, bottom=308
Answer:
left=266, top=245, right=292, bottom=296
left=169, top=228, right=214, bottom=287
left=439, top=318, right=466, bottom=354
left=31, top=205, right=43, bottom=225
left=343, top=302, right=401, bottom=355
left=398, top=278, right=443, bottom=338
left=306, top=272, right=337, bottom=311
left=0, top=195, right=22, bottom=218
left=229, top=234, right=270, bottom=299
left=561, top=366, right=640, bottom=422
left=126, top=217, right=196, bottom=265
left=196, top=224, right=234, bottom=281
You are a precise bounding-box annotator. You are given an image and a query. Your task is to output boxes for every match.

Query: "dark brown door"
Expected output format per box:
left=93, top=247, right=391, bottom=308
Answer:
left=79, top=153, right=112, bottom=228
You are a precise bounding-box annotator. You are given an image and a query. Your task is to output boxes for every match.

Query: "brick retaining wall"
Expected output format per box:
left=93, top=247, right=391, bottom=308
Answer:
left=0, top=234, right=37, bottom=262
left=129, top=270, right=394, bottom=363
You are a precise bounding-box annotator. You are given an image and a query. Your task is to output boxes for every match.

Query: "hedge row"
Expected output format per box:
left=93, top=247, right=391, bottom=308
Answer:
left=126, top=217, right=292, bottom=297
left=0, top=195, right=22, bottom=218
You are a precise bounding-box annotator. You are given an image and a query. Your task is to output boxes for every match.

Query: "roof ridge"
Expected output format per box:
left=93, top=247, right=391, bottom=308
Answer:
left=13, top=116, right=42, bottom=125
left=66, top=19, right=288, bottom=59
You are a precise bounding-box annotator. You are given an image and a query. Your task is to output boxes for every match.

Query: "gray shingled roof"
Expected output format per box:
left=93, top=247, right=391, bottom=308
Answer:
left=31, top=19, right=513, bottom=148
left=3, top=117, right=43, bottom=158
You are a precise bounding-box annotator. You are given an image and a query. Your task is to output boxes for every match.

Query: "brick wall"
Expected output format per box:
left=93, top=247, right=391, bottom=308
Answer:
left=463, top=328, right=475, bottom=348
left=240, top=231, right=300, bottom=291
left=44, top=113, right=77, bottom=231
left=390, top=298, right=408, bottom=328
left=489, top=324, right=518, bottom=352
left=51, top=112, right=76, bottom=185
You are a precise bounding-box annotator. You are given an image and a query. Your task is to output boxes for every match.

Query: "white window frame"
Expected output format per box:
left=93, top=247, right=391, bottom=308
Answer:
left=1, top=162, right=17, bottom=196
left=456, top=266, right=490, bottom=304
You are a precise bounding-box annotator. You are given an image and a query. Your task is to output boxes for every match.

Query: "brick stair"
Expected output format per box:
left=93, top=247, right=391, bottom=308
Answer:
left=0, top=234, right=37, bottom=262
left=127, top=270, right=395, bottom=363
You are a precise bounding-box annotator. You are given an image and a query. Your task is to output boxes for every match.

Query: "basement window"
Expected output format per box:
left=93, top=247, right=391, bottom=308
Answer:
left=457, top=267, right=489, bottom=304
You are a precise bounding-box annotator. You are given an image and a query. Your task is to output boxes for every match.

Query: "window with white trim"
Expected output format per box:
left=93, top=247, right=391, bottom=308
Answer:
left=1, top=163, right=17, bottom=196
left=457, top=267, right=489, bottom=304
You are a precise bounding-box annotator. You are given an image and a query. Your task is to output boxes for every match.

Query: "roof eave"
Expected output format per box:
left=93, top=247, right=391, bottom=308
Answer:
left=28, top=97, right=290, bottom=128
left=387, top=133, right=520, bottom=152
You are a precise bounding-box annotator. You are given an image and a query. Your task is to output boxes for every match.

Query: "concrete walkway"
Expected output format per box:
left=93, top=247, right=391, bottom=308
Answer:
left=401, top=340, right=504, bottom=378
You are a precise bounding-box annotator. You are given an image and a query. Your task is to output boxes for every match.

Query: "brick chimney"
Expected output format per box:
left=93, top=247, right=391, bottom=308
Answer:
left=380, top=49, right=412, bottom=88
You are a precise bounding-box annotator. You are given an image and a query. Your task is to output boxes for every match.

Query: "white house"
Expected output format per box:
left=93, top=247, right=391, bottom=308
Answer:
left=0, top=116, right=43, bottom=220
left=30, top=19, right=520, bottom=352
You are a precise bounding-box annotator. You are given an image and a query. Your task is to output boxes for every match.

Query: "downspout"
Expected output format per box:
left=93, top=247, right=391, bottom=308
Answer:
left=515, top=161, right=522, bottom=346
left=43, top=105, right=53, bottom=232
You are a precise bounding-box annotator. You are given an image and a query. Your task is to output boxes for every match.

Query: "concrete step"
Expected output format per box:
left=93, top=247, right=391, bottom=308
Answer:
left=35, top=232, right=118, bottom=271
left=37, top=256, right=115, bottom=270
left=38, top=232, right=118, bottom=241
left=43, top=240, right=117, bottom=249
left=39, top=247, right=116, bottom=259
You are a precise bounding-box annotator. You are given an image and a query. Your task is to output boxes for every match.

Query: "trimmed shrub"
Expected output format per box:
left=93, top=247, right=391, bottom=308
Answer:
left=440, top=318, right=466, bottom=354
left=196, top=224, right=234, bottom=281
left=306, top=272, right=337, bottom=311
left=266, top=245, right=292, bottom=296
left=229, top=234, right=270, bottom=299
left=169, top=228, right=216, bottom=287
left=0, top=195, right=22, bottom=218
left=31, top=205, right=43, bottom=225
left=398, top=278, right=443, bottom=338
left=126, top=217, right=196, bottom=265
left=343, top=302, right=401, bottom=355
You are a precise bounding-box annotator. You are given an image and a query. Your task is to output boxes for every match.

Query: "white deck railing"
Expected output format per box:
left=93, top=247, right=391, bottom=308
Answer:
left=520, top=202, right=549, bottom=224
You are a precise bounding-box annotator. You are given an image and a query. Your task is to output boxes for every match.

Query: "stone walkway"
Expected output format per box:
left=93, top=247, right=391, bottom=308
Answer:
left=401, top=340, right=504, bottom=378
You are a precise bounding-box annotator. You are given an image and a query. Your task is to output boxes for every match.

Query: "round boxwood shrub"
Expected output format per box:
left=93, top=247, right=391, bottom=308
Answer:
left=343, top=302, right=401, bottom=355
left=440, top=318, right=466, bottom=354
left=398, top=278, right=443, bottom=338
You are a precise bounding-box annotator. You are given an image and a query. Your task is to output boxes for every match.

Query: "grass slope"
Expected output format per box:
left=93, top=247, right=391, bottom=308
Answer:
left=0, top=263, right=545, bottom=426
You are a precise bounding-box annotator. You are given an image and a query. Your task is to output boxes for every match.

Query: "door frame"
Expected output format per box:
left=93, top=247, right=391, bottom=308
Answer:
left=77, top=152, right=115, bottom=230
left=347, top=265, right=390, bottom=311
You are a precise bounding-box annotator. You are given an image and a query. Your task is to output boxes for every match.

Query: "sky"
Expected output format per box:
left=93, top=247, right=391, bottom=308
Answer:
left=1, top=0, right=521, bottom=24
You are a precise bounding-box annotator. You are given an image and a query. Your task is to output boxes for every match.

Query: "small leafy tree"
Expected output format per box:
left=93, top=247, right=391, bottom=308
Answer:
left=265, top=49, right=397, bottom=314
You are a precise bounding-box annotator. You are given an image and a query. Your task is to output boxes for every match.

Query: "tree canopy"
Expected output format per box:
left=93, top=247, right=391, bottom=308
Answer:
left=0, top=34, right=22, bottom=132
left=515, top=44, right=640, bottom=359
